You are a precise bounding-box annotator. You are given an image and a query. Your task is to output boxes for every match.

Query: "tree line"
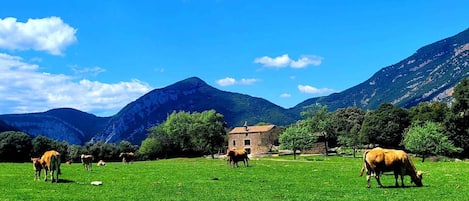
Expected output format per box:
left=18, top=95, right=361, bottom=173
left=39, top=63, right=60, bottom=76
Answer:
left=280, top=78, right=469, bottom=161
left=0, top=132, right=138, bottom=162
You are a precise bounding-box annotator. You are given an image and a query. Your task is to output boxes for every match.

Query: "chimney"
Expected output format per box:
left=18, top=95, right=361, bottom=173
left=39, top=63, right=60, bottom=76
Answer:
left=243, top=121, right=248, bottom=131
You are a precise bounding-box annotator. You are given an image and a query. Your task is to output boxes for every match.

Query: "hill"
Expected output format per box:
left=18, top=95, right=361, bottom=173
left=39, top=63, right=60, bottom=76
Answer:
left=92, top=77, right=297, bottom=144
left=292, top=28, right=469, bottom=113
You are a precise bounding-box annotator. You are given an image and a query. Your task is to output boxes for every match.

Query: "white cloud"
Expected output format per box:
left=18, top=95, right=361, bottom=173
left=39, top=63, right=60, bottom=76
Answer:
left=216, top=77, right=236, bottom=86
left=298, top=84, right=336, bottom=95
left=0, top=17, right=77, bottom=55
left=254, top=54, right=291, bottom=68
left=254, top=54, right=323, bottom=68
left=239, top=78, right=257, bottom=85
left=280, top=93, right=291, bottom=98
left=71, top=65, right=106, bottom=77
left=216, top=77, right=258, bottom=86
left=0, top=53, right=151, bottom=115
left=290, top=55, right=323, bottom=68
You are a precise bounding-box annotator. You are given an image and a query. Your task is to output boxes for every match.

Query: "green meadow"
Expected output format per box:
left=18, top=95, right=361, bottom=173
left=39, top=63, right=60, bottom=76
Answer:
left=0, top=156, right=468, bottom=201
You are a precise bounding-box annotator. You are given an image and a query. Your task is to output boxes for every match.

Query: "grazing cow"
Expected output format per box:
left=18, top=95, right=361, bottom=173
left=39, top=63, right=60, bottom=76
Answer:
left=40, top=150, right=61, bottom=183
left=119, top=152, right=135, bottom=164
left=360, top=148, right=423, bottom=188
left=97, top=160, right=106, bottom=166
left=31, top=158, right=43, bottom=181
left=65, top=160, right=72, bottom=165
left=227, top=149, right=249, bottom=167
left=81, top=154, right=93, bottom=171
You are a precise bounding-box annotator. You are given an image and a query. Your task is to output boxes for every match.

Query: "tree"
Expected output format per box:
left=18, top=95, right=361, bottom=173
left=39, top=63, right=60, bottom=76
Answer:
left=31, top=135, right=56, bottom=157
left=279, top=121, right=317, bottom=160
left=301, top=104, right=336, bottom=155
left=444, top=78, right=469, bottom=157
left=403, top=121, right=461, bottom=162
left=192, top=110, right=226, bottom=159
left=138, top=137, right=160, bottom=160
left=333, top=107, right=365, bottom=157
left=0, top=131, right=32, bottom=162
left=68, top=144, right=85, bottom=162
left=119, top=140, right=138, bottom=153
left=409, top=101, right=449, bottom=125
left=141, top=110, right=227, bottom=159
left=360, top=103, right=410, bottom=148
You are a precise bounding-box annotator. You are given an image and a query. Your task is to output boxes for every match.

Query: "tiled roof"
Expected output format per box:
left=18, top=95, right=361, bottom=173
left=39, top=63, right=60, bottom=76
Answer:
left=229, top=125, right=275, bottom=134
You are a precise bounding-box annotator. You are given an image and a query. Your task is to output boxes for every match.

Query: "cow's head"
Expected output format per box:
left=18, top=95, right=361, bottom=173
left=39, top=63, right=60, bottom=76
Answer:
left=412, top=170, right=423, bottom=187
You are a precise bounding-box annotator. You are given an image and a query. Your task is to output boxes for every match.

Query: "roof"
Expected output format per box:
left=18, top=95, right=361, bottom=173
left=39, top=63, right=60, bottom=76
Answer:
left=229, top=125, right=275, bottom=134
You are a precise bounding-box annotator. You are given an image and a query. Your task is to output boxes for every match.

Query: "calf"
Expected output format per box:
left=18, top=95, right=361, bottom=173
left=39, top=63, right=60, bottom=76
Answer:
left=31, top=157, right=43, bottom=181
left=81, top=154, right=93, bottom=171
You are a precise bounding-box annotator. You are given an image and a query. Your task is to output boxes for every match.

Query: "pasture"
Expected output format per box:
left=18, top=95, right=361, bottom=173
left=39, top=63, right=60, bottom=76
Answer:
left=0, top=156, right=468, bottom=201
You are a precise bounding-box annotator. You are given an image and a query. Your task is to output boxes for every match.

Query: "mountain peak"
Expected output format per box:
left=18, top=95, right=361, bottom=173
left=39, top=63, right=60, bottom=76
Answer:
left=165, top=76, right=209, bottom=90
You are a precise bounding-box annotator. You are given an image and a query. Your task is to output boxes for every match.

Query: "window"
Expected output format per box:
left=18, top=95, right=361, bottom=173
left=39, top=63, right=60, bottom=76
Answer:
left=244, top=139, right=251, bottom=146
left=232, top=140, right=236, bottom=146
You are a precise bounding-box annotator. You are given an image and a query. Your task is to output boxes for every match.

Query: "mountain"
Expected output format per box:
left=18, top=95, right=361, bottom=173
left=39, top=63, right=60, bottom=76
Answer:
left=0, top=119, right=18, bottom=132
left=0, top=108, right=110, bottom=144
left=0, top=28, right=468, bottom=145
left=292, top=28, right=469, bottom=113
left=92, top=77, right=298, bottom=144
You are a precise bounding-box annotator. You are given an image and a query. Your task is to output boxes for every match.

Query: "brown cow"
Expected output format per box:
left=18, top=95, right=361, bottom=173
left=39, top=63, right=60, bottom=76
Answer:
left=119, top=152, right=135, bottom=164
left=31, top=157, right=43, bottom=181
left=40, top=150, right=61, bottom=183
left=227, top=149, right=249, bottom=168
left=360, top=148, right=423, bottom=188
left=81, top=154, right=93, bottom=171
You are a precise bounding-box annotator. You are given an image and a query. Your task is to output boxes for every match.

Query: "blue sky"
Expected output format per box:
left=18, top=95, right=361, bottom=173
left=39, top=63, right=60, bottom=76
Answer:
left=0, top=0, right=468, bottom=116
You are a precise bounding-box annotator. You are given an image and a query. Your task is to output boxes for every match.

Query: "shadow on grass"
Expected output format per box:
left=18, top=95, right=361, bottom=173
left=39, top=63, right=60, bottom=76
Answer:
left=380, top=185, right=426, bottom=189
left=58, top=179, right=75, bottom=183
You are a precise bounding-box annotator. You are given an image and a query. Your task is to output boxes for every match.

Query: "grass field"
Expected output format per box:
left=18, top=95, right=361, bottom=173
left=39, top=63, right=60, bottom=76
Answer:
left=0, top=155, right=468, bottom=201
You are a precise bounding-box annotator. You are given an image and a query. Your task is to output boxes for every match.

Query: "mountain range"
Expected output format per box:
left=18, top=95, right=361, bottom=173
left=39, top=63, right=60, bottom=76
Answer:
left=1, top=28, right=468, bottom=145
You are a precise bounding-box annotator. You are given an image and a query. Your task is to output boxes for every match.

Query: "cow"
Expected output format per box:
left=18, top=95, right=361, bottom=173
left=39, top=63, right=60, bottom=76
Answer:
left=119, top=152, right=135, bottom=164
left=31, top=157, right=43, bottom=181
left=65, top=160, right=72, bottom=165
left=81, top=154, right=93, bottom=171
left=97, top=160, right=106, bottom=166
left=40, top=150, right=61, bottom=183
left=227, top=149, right=249, bottom=168
left=360, top=148, right=423, bottom=188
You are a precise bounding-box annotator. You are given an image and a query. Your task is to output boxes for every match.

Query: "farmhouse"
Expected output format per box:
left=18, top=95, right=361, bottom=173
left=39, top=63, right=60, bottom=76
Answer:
left=228, top=122, right=277, bottom=155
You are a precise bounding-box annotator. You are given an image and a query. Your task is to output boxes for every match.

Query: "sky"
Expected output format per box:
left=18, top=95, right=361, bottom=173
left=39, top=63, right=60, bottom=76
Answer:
left=0, top=0, right=468, bottom=117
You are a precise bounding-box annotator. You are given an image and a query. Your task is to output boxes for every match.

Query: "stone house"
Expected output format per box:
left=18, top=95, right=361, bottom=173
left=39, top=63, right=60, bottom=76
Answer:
left=228, top=123, right=276, bottom=155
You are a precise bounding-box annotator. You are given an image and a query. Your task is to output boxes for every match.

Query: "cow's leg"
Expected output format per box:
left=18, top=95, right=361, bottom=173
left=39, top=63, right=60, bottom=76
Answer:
left=43, top=168, right=48, bottom=181
left=394, top=171, right=399, bottom=187
left=366, top=174, right=371, bottom=188
left=375, top=174, right=384, bottom=188
left=50, top=169, right=55, bottom=183
left=400, top=175, right=405, bottom=187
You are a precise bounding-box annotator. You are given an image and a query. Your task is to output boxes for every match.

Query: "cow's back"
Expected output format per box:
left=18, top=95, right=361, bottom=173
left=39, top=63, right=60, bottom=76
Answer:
left=364, top=148, right=400, bottom=173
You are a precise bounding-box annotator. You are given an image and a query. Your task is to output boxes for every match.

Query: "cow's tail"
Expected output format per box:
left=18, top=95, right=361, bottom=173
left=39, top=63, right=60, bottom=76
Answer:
left=359, top=150, right=370, bottom=177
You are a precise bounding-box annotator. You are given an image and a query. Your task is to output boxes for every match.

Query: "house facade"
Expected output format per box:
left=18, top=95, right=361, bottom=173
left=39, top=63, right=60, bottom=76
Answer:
left=228, top=123, right=276, bottom=155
